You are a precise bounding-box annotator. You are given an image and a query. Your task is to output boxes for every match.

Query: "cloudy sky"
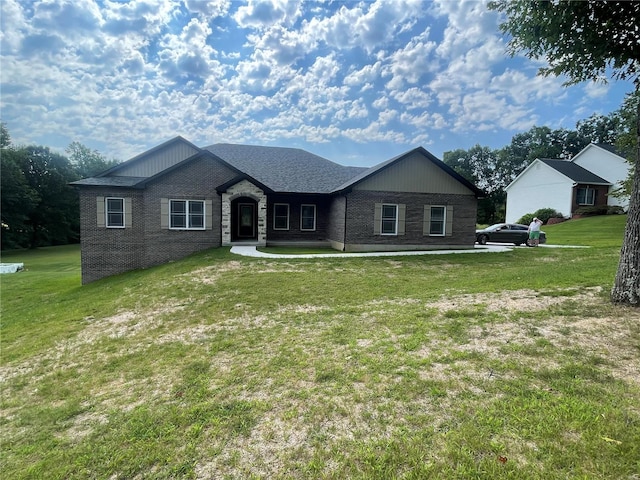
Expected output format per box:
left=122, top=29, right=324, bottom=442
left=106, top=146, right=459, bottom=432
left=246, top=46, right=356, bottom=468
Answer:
left=0, top=0, right=635, bottom=167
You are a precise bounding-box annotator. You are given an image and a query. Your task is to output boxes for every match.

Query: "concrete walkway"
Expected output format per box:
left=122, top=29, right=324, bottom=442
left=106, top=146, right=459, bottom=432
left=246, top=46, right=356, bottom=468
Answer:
left=230, top=243, right=587, bottom=259
left=231, top=244, right=514, bottom=258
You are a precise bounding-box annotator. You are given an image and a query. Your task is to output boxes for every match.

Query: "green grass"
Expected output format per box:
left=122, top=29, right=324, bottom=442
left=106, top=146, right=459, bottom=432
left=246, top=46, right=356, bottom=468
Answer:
left=1, top=215, right=639, bottom=479
left=541, top=214, right=628, bottom=247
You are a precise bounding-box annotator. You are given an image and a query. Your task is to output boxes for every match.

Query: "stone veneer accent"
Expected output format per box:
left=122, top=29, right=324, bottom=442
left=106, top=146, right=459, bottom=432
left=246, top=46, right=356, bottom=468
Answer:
left=221, top=179, right=267, bottom=246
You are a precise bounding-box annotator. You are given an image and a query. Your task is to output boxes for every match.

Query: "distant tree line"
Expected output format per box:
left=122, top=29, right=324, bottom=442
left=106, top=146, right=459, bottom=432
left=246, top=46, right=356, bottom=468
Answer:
left=1, top=125, right=119, bottom=250
left=443, top=90, right=638, bottom=224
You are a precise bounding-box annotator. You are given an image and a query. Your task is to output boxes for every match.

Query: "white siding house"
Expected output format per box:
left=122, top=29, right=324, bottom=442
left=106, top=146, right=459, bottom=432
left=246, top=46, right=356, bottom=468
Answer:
left=571, top=144, right=631, bottom=209
left=505, top=144, right=630, bottom=223
left=505, top=160, right=578, bottom=223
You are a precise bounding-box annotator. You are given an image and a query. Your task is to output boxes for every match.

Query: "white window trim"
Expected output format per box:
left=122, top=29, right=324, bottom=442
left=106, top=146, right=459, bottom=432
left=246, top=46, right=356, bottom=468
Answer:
left=169, top=199, right=206, bottom=230
left=429, top=205, right=446, bottom=236
left=273, top=203, right=290, bottom=230
left=300, top=204, right=316, bottom=231
left=381, top=204, right=398, bottom=236
left=105, top=197, right=125, bottom=229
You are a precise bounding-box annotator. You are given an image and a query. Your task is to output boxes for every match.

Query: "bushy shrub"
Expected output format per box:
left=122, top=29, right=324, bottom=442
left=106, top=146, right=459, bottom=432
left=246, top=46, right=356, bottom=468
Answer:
left=574, top=206, right=608, bottom=216
left=517, top=208, right=564, bottom=225
left=607, top=205, right=625, bottom=215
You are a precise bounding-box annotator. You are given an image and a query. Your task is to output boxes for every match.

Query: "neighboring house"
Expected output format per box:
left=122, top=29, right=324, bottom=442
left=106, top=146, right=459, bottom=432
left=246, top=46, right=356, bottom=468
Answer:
left=505, top=143, right=630, bottom=223
left=72, top=137, right=483, bottom=284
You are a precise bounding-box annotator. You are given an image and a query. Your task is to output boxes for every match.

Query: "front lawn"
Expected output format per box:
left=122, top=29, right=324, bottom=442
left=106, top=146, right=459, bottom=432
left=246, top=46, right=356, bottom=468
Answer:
left=1, top=216, right=638, bottom=479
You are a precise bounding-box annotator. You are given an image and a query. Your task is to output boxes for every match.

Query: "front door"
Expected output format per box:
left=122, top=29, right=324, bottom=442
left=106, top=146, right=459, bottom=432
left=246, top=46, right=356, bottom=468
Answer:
left=237, top=203, right=256, bottom=238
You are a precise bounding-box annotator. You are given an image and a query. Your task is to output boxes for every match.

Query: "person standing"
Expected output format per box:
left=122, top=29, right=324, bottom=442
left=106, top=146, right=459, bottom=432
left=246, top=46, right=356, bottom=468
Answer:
left=528, top=217, right=543, bottom=247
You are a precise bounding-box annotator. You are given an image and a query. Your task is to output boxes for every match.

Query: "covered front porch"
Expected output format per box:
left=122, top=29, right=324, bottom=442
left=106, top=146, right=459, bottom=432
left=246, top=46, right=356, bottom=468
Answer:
left=220, top=179, right=267, bottom=247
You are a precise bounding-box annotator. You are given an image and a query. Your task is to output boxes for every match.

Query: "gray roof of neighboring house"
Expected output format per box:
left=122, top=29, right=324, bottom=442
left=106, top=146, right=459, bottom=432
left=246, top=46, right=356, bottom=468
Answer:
left=594, top=143, right=623, bottom=156
left=204, top=143, right=368, bottom=193
left=539, top=159, right=611, bottom=184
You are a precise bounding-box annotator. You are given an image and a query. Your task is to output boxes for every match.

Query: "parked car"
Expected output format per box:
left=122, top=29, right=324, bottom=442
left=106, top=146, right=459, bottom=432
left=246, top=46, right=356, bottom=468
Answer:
left=476, top=223, right=546, bottom=246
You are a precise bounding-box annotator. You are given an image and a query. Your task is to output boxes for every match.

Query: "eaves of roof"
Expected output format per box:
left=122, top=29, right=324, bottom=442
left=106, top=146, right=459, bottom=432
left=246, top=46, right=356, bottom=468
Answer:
left=69, top=176, right=148, bottom=188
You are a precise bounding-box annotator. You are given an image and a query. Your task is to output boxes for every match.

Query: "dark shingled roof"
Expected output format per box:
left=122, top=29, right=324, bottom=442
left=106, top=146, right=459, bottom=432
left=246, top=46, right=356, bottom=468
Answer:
left=594, top=143, right=623, bottom=156
left=539, top=159, right=611, bottom=184
left=204, top=143, right=368, bottom=193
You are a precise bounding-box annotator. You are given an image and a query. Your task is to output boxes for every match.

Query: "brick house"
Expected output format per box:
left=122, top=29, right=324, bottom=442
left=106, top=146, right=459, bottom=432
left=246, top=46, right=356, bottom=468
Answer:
left=72, top=137, right=483, bottom=283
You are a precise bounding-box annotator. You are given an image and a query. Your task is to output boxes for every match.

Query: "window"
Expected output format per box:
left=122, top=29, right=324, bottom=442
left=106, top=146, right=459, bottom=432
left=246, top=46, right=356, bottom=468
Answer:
left=106, top=198, right=125, bottom=228
left=429, top=206, right=446, bottom=236
left=170, top=200, right=205, bottom=229
left=300, top=204, right=316, bottom=231
left=577, top=187, right=595, bottom=205
left=381, top=204, right=398, bottom=235
left=274, top=203, right=289, bottom=230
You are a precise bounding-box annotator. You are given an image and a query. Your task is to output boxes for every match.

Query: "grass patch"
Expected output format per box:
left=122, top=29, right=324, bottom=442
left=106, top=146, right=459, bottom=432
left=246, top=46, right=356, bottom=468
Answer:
left=542, top=214, right=627, bottom=247
left=1, top=216, right=639, bottom=478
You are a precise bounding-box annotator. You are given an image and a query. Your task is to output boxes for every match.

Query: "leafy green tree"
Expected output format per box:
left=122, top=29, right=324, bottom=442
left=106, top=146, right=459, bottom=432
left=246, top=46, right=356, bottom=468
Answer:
left=1, top=123, right=11, bottom=148
left=490, top=0, right=640, bottom=305
left=576, top=113, right=622, bottom=146
left=66, top=141, right=119, bottom=178
left=1, top=148, right=40, bottom=249
left=609, top=90, right=640, bottom=198
left=444, top=145, right=506, bottom=224
left=6, top=145, right=80, bottom=248
left=21, top=146, right=80, bottom=247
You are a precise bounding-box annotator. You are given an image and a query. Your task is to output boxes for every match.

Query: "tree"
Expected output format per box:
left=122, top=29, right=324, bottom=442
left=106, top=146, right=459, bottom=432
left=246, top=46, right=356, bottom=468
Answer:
left=1, top=123, right=11, bottom=148
left=66, top=141, right=119, bottom=178
left=490, top=0, right=640, bottom=305
left=576, top=113, right=622, bottom=146
left=1, top=148, right=40, bottom=249
left=444, top=145, right=506, bottom=224
left=609, top=90, right=640, bottom=199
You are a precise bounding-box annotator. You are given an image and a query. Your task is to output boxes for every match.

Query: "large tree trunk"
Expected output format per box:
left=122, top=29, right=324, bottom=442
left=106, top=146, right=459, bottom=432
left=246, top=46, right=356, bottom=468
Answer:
left=611, top=92, right=640, bottom=305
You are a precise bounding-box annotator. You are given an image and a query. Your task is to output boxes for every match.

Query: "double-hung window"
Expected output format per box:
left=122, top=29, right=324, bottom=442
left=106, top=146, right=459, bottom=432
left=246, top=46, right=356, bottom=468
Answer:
left=576, top=187, right=595, bottom=205
left=429, top=206, right=446, bottom=236
left=170, top=200, right=205, bottom=229
left=300, top=204, right=316, bottom=231
left=381, top=204, right=398, bottom=235
left=274, top=203, right=289, bottom=230
left=106, top=197, right=125, bottom=228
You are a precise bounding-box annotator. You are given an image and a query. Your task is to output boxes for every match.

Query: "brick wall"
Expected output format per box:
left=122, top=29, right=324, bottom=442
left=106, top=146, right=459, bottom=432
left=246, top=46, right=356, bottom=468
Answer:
left=327, top=195, right=346, bottom=248
left=79, top=188, right=145, bottom=284
left=79, top=156, right=237, bottom=284
left=266, top=194, right=331, bottom=243
left=343, top=190, right=477, bottom=249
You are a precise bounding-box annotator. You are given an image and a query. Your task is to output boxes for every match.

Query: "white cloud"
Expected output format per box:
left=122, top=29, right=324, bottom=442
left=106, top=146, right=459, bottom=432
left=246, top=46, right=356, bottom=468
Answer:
left=382, top=30, right=437, bottom=89
left=184, top=0, right=230, bottom=17
left=0, top=0, right=633, bottom=165
left=584, top=81, right=610, bottom=99
left=234, top=0, right=302, bottom=28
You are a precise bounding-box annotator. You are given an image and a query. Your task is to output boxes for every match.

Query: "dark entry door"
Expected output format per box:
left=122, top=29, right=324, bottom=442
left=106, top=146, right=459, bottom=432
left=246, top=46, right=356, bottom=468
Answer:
left=237, top=203, right=256, bottom=238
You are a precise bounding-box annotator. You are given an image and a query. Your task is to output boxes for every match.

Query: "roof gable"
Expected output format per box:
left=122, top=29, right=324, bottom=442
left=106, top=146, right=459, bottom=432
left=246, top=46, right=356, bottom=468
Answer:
left=334, top=147, right=484, bottom=197
left=100, top=136, right=201, bottom=178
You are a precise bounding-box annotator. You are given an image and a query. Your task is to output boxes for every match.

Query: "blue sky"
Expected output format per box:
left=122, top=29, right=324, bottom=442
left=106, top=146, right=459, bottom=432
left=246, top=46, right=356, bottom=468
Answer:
left=0, top=0, right=635, bottom=167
